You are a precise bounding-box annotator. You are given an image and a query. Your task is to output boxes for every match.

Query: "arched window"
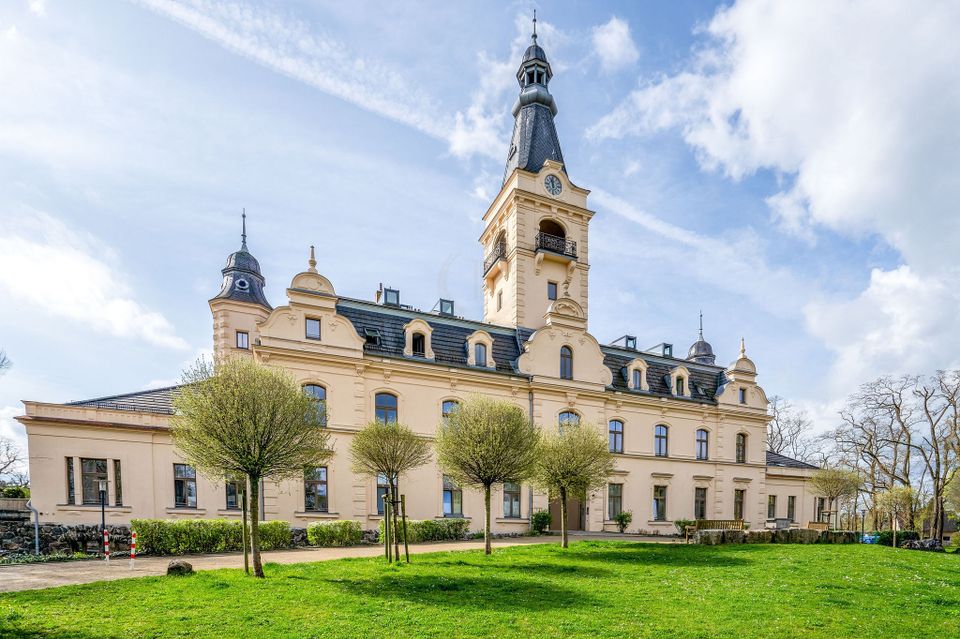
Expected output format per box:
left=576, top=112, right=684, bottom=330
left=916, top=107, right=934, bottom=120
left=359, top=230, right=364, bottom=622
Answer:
left=608, top=420, right=624, bottom=453
left=736, top=433, right=747, bottom=464
left=654, top=425, right=668, bottom=457
left=412, top=332, right=426, bottom=357
left=632, top=369, right=643, bottom=390
left=558, top=411, right=580, bottom=430
left=696, top=429, right=709, bottom=460
left=441, top=400, right=460, bottom=424
left=560, top=346, right=573, bottom=380
left=474, top=343, right=488, bottom=367
left=539, top=218, right=566, bottom=239
left=375, top=392, right=398, bottom=424
left=675, top=376, right=686, bottom=396
left=303, top=384, right=327, bottom=427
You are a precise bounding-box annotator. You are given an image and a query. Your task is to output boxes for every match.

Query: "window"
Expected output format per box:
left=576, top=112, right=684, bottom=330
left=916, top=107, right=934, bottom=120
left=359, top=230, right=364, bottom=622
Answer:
left=739, top=387, right=747, bottom=404
left=441, top=400, right=459, bottom=424
left=653, top=485, right=667, bottom=521
left=632, top=368, right=643, bottom=390
left=560, top=346, right=573, bottom=380
left=608, top=420, right=624, bottom=453
left=412, top=332, right=426, bottom=357
left=383, top=288, right=400, bottom=306
left=304, top=467, right=328, bottom=512
left=375, top=392, right=398, bottom=424
left=695, top=487, right=707, bottom=520
left=787, top=496, right=797, bottom=522
left=113, top=460, right=123, bottom=507
left=236, top=331, right=249, bottom=349
left=654, top=425, right=669, bottom=457
left=443, top=475, right=462, bottom=517
left=767, top=495, right=777, bottom=519
left=675, top=376, right=685, bottom=396
left=696, top=429, right=709, bottom=460
left=174, top=464, right=197, bottom=508
left=608, top=483, right=623, bottom=519
left=734, top=489, right=745, bottom=520
left=736, top=433, right=747, bottom=464
left=503, top=482, right=521, bottom=518
left=439, top=299, right=455, bottom=316
left=305, top=318, right=321, bottom=340
left=377, top=473, right=396, bottom=515
left=304, top=384, right=327, bottom=427
left=558, top=411, right=580, bottom=430
left=815, top=496, right=826, bottom=522
left=364, top=328, right=381, bottom=346
left=496, top=291, right=503, bottom=311
left=225, top=477, right=243, bottom=510
left=81, top=458, right=107, bottom=505
left=474, top=343, right=488, bottom=367
left=547, top=281, right=558, bottom=300
left=65, top=457, right=75, bottom=505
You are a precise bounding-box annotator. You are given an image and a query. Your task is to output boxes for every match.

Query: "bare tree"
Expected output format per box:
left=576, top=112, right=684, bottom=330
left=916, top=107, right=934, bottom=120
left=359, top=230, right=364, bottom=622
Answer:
left=435, top=395, right=540, bottom=555
left=809, top=468, right=862, bottom=529
left=876, top=486, right=915, bottom=547
left=0, top=350, right=10, bottom=375
left=532, top=423, right=615, bottom=549
left=767, top=396, right=820, bottom=462
left=172, top=357, right=332, bottom=578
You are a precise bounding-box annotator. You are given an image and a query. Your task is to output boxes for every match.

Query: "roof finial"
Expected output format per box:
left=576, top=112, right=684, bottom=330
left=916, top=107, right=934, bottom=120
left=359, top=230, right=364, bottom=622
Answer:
left=241, top=208, right=248, bottom=251
left=308, top=245, right=317, bottom=273
left=699, top=310, right=704, bottom=339
left=532, top=9, right=537, bottom=43
left=740, top=337, right=746, bottom=357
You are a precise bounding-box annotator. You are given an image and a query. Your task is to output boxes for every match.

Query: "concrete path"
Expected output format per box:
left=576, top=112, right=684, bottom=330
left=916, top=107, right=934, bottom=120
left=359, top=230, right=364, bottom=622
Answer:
left=0, top=534, right=678, bottom=593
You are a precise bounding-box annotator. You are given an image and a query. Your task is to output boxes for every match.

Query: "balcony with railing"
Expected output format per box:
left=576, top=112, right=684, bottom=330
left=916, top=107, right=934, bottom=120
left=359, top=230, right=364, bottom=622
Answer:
left=483, top=241, right=507, bottom=275
left=536, top=232, right=577, bottom=259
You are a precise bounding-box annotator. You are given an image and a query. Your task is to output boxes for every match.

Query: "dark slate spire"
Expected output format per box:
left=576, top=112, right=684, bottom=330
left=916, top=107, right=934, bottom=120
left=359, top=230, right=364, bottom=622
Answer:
left=687, top=311, right=716, bottom=365
left=503, top=13, right=566, bottom=183
left=212, top=212, right=271, bottom=309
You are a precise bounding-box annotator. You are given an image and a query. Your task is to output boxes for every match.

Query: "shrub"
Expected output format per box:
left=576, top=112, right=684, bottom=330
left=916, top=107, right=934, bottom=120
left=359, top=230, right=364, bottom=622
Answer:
left=377, top=518, right=470, bottom=543
left=674, top=519, right=695, bottom=535
left=306, top=520, right=362, bottom=547
left=531, top=510, right=552, bottom=535
left=131, top=519, right=292, bottom=555
left=873, top=530, right=920, bottom=547
left=614, top=510, right=633, bottom=533
left=0, top=486, right=29, bottom=498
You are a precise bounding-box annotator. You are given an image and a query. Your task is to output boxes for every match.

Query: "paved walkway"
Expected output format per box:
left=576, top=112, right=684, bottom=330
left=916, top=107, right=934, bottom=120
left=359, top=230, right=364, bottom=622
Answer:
left=0, top=534, right=677, bottom=593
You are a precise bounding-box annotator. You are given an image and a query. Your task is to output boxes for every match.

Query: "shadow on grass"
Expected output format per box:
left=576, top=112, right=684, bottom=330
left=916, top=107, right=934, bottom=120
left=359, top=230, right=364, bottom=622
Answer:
left=327, top=573, right=594, bottom=611
left=568, top=542, right=756, bottom=568
left=428, top=558, right=612, bottom=578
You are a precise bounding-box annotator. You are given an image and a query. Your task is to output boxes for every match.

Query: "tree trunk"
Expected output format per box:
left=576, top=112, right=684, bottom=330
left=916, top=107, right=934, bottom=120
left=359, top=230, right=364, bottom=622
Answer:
left=392, top=475, right=401, bottom=562
left=560, top=487, right=568, bottom=549
left=241, top=481, right=249, bottom=575
left=484, top=484, right=492, bottom=555
left=249, top=475, right=264, bottom=578
left=932, top=495, right=943, bottom=541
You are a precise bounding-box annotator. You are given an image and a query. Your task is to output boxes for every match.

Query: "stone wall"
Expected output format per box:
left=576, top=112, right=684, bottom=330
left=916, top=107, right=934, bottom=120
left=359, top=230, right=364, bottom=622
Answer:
left=693, top=528, right=859, bottom=545
left=0, top=521, right=133, bottom=555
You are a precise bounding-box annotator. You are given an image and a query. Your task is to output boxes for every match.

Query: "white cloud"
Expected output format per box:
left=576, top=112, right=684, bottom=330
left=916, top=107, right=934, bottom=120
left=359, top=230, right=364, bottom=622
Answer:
left=28, top=0, right=46, bottom=17
left=591, top=17, right=639, bottom=73
left=0, top=210, right=189, bottom=350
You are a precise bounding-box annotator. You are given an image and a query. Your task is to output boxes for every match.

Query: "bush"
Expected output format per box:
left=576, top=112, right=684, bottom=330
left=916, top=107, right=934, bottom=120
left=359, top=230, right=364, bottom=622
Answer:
left=873, top=530, right=920, bottom=547
left=131, top=519, right=292, bottom=555
left=0, top=551, right=90, bottom=565
left=0, top=486, right=29, bottom=498
left=306, top=520, right=362, bottom=547
left=674, top=519, right=695, bottom=535
left=531, top=510, right=552, bottom=535
left=614, top=510, right=633, bottom=533
left=377, top=517, right=470, bottom=543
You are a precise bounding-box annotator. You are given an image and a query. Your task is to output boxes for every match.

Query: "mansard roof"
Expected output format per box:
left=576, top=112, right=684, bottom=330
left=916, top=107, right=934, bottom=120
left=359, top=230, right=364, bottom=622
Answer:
left=765, top=451, right=818, bottom=470
left=67, top=385, right=179, bottom=414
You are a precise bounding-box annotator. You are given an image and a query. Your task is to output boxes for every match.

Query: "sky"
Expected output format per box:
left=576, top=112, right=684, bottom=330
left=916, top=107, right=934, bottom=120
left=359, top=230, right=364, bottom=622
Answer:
left=2, top=0, right=959, bottom=470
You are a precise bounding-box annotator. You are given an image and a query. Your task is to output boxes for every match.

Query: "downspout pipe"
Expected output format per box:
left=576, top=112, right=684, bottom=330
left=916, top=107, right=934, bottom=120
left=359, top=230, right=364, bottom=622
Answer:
left=25, top=499, right=40, bottom=555
left=528, top=390, right=535, bottom=532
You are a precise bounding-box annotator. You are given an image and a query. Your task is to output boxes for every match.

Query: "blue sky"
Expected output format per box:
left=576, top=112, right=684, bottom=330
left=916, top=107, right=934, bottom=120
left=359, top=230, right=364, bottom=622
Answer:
left=2, top=0, right=959, bottom=463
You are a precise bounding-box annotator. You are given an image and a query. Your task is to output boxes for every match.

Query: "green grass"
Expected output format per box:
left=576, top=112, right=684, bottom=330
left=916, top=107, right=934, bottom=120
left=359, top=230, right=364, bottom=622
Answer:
left=1, top=542, right=957, bottom=638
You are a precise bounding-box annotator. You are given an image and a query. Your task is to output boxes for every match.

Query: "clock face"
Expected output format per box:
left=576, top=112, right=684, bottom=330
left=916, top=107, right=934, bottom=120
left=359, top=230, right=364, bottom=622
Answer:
left=544, top=174, right=562, bottom=196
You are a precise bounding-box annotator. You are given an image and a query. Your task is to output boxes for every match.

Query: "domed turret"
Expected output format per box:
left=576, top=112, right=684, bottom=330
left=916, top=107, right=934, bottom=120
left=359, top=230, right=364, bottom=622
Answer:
left=212, top=212, right=271, bottom=310
left=687, top=313, right=716, bottom=365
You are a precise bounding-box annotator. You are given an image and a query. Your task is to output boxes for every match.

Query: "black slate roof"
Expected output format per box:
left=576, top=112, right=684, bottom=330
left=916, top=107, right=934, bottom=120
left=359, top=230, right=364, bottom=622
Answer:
left=602, top=349, right=722, bottom=402
left=765, top=451, right=818, bottom=470
left=68, top=385, right=180, bottom=415
left=503, top=103, right=566, bottom=182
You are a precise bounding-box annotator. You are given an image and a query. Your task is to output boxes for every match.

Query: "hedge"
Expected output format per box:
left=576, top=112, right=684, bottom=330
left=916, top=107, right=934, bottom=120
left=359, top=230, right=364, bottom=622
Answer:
left=306, top=520, right=363, bottom=547
left=377, top=517, right=470, bottom=543
left=873, top=530, right=920, bottom=547
left=131, top=519, right=292, bottom=556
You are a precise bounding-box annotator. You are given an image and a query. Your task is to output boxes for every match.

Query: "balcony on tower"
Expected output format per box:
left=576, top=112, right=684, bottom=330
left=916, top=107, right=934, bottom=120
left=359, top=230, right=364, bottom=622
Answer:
left=535, top=219, right=577, bottom=261
left=483, top=231, right=508, bottom=277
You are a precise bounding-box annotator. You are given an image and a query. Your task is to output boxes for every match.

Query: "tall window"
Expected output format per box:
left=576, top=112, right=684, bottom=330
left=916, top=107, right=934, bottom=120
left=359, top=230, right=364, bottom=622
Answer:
left=608, top=483, right=623, bottom=519
left=503, top=482, right=521, bottom=518
left=652, top=485, right=667, bottom=521
left=734, top=489, right=745, bottom=520
left=560, top=346, right=573, bottom=380
left=654, top=425, right=669, bottom=457
left=304, top=467, right=328, bottom=512
left=696, top=429, right=709, bottom=460
left=113, top=460, right=123, bottom=507
left=65, top=457, right=75, bottom=505
left=694, top=487, right=707, bottom=520
left=377, top=473, right=392, bottom=515
left=736, top=433, right=747, bottom=464
left=558, top=411, right=580, bottom=430
left=225, top=477, right=243, bottom=510
left=375, top=392, right=398, bottom=424
left=81, top=458, right=107, bottom=505
left=236, top=330, right=249, bottom=349
left=412, top=332, right=426, bottom=357
left=787, top=496, right=797, bottom=522
left=632, top=369, right=643, bottom=390
left=497, top=291, right=503, bottom=311
left=547, top=281, right=558, bottom=300
left=304, top=384, right=327, bottom=426
left=767, top=495, right=777, bottom=519
left=608, top=420, right=624, bottom=453
left=441, top=400, right=460, bottom=424
left=675, top=376, right=685, bottom=396
left=305, top=317, right=321, bottom=340
left=174, top=464, right=197, bottom=508
left=815, top=496, right=826, bottom=522
left=443, top=475, right=462, bottom=517
left=474, top=343, right=488, bottom=367
left=738, top=387, right=747, bottom=404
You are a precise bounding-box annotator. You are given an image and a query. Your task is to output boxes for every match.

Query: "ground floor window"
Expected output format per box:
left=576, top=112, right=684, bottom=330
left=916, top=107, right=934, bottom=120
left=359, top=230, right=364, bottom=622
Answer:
left=65, top=457, right=75, bottom=505
left=787, top=496, right=796, bottom=522
left=81, top=458, right=107, bottom=505
left=734, top=489, right=745, bottom=520
left=304, top=467, right=328, bottom=512
left=377, top=473, right=396, bottom=515
left=767, top=495, right=777, bottom=519
left=694, top=487, right=707, bottom=520
left=815, top=496, right=826, bottom=522
left=225, top=477, right=244, bottom=510
left=608, top=483, right=623, bottom=519
left=443, top=475, right=462, bottom=517
left=113, top=460, right=123, bottom=507
left=503, top=482, right=521, bottom=518
left=174, top=463, right=197, bottom=508
left=652, top=485, right=667, bottom=521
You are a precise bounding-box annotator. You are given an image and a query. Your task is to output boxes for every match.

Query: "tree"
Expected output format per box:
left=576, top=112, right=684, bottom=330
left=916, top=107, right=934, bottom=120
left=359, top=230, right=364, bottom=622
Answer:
left=809, top=468, right=862, bottom=529
left=0, top=349, right=10, bottom=375
left=876, top=486, right=915, bottom=547
left=172, top=357, right=332, bottom=578
left=0, top=437, right=24, bottom=482
left=946, top=472, right=960, bottom=518
left=349, top=420, right=431, bottom=561
left=533, top=423, right=615, bottom=549
left=767, top=396, right=820, bottom=463
left=435, top=395, right=540, bottom=555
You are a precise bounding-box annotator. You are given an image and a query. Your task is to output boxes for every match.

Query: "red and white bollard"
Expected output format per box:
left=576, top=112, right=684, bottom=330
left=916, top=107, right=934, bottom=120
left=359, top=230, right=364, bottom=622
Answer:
left=103, top=529, right=110, bottom=562
left=129, top=531, right=137, bottom=569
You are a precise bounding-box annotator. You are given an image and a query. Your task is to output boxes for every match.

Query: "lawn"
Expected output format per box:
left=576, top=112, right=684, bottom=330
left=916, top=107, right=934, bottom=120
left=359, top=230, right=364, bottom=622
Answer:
left=1, top=541, right=957, bottom=638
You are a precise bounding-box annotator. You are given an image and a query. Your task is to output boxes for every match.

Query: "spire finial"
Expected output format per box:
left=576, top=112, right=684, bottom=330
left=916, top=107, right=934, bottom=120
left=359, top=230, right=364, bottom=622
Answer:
left=532, top=9, right=537, bottom=43
left=308, top=245, right=317, bottom=273
left=740, top=337, right=746, bottom=357
left=699, top=310, right=704, bottom=339
left=241, top=208, right=248, bottom=251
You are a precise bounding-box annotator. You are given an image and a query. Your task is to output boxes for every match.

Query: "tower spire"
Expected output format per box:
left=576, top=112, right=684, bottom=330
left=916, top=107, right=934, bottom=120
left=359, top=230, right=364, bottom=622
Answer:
left=532, top=9, right=537, bottom=43
left=699, top=310, right=703, bottom=338
left=241, top=209, right=248, bottom=251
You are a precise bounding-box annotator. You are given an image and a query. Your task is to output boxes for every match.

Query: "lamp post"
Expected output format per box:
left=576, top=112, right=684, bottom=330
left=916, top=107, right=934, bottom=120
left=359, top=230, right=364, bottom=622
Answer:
left=860, top=509, right=867, bottom=542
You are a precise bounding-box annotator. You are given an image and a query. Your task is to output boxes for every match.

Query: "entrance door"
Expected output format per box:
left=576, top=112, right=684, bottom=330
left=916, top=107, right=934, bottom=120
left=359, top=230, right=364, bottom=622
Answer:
left=549, top=498, right=585, bottom=531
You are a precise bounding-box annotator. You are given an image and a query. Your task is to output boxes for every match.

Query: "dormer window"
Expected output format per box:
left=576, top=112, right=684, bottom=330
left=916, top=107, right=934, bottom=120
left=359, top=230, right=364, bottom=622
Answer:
left=668, top=365, right=691, bottom=398
left=403, top=319, right=434, bottom=360
left=412, top=333, right=425, bottom=357
left=474, top=343, right=487, bottom=367
left=627, top=359, right=649, bottom=392
left=675, top=377, right=685, bottom=396
left=439, top=299, right=455, bottom=316
left=364, top=328, right=381, bottom=346
left=466, top=330, right=495, bottom=368
left=305, top=318, right=321, bottom=341
left=632, top=369, right=642, bottom=390
left=383, top=288, right=400, bottom=307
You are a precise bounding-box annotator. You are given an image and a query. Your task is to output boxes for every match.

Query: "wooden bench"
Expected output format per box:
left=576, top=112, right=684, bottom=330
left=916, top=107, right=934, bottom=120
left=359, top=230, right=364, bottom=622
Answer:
left=685, top=519, right=744, bottom=542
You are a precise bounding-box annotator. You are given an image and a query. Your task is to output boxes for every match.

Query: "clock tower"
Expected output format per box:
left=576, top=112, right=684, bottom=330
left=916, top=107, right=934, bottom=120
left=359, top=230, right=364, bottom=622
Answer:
left=480, top=19, right=594, bottom=330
